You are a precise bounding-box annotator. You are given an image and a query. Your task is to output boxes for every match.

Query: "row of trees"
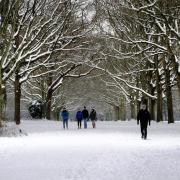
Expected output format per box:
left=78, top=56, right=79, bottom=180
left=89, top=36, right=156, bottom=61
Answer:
left=87, top=0, right=180, bottom=123
left=0, top=0, right=96, bottom=126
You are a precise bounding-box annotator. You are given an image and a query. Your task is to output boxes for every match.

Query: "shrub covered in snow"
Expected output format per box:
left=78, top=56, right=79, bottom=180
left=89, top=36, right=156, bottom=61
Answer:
left=28, top=100, right=43, bottom=119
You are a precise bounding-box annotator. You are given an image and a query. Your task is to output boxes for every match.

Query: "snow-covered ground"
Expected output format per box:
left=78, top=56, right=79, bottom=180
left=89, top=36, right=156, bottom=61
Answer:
left=1, top=120, right=180, bottom=180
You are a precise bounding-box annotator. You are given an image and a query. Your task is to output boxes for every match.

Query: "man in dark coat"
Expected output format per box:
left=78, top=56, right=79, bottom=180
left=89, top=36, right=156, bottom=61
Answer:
left=89, top=108, right=97, bottom=128
left=82, top=106, right=89, bottom=129
left=137, top=104, right=151, bottom=139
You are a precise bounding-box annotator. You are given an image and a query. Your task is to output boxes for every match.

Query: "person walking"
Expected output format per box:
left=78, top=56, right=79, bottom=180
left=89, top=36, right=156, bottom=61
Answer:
left=89, top=108, right=97, bottom=128
left=137, top=104, right=151, bottom=139
left=61, top=107, right=69, bottom=129
left=76, top=109, right=83, bottom=129
left=82, top=106, right=89, bottom=129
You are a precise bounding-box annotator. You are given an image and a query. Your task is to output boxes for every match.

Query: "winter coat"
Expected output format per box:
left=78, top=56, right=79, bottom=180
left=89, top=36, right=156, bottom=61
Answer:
left=82, top=109, right=89, bottom=119
left=137, top=109, right=150, bottom=125
left=61, top=110, right=69, bottom=121
left=76, top=111, right=83, bottom=120
left=89, top=109, right=97, bottom=121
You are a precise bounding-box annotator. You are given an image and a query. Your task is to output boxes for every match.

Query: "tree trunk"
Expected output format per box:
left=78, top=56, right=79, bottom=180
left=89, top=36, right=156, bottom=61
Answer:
left=164, top=65, right=174, bottom=123
left=46, top=75, right=53, bottom=120
left=169, top=50, right=180, bottom=95
left=156, top=87, right=163, bottom=122
left=150, top=98, right=155, bottom=120
left=149, top=85, right=156, bottom=120
left=0, top=67, right=6, bottom=127
left=0, top=64, right=3, bottom=127
left=0, top=82, right=3, bottom=127
left=136, top=100, right=141, bottom=117
left=130, top=101, right=136, bottom=119
left=114, top=105, right=120, bottom=121
left=46, top=90, right=53, bottom=120
left=155, top=54, right=163, bottom=122
left=146, top=61, right=156, bottom=120
left=135, top=78, right=141, bottom=117
left=119, top=99, right=126, bottom=121
left=14, top=72, right=21, bottom=125
left=176, top=72, right=180, bottom=95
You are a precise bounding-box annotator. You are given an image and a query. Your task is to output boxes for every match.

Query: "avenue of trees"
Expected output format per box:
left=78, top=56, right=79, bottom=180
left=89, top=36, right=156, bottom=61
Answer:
left=91, top=0, right=180, bottom=123
left=0, top=0, right=180, bottom=128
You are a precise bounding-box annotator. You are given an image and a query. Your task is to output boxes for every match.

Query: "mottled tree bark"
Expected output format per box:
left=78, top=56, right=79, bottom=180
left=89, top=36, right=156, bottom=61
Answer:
left=46, top=90, right=53, bottom=120
left=149, top=98, right=155, bottom=120
left=114, top=105, right=120, bottom=121
left=46, top=75, right=53, bottom=120
left=164, top=65, right=174, bottom=123
left=0, top=80, right=3, bottom=127
left=14, top=72, right=21, bottom=125
left=155, top=54, right=163, bottom=122
left=130, top=101, right=136, bottom=119
left=119, top=99, right=126, bottom=121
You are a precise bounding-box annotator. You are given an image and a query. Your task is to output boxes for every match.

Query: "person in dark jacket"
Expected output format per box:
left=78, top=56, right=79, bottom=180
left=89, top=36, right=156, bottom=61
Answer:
left=76, top=109, right=83, bottom=129
left=137, top=104, right=151, bottom=139
left=89, top=108, right=97, bottom=128
left=61, top=107, right=69, bottom=129
left=82, top=106, right=89, bottom=129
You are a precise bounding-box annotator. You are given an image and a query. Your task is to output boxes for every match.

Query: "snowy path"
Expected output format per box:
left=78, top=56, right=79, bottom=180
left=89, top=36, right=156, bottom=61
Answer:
left=0, top=120, right=180, bottom=180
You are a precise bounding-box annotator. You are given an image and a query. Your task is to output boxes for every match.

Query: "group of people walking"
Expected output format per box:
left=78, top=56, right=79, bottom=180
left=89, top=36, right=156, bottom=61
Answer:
left=61, top=102, right=151, bottom=140
left=60, top=106, right=97, bottom=130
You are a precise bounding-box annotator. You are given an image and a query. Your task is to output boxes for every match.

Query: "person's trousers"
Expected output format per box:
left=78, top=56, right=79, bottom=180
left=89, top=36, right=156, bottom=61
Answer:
left=83, top=118, right=88, bottom=128
left=92, top=120, right=96, bottom=128
left=77, top=120, right=82, bottom=128
left=140, top=123, right=148, bottom=138
left=63, top=120, right=68, bottom=129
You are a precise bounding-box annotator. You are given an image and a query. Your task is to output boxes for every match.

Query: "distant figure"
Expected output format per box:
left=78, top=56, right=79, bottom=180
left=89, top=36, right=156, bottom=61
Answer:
left=82, top=106, right=89, bottom=129
left=61, top=107, right=69, bottom=129
left=137, top=104, right=151, bottom=139
left=89, top=108, right=97, bottom=128
left=76, top=109, right=83, bottom=129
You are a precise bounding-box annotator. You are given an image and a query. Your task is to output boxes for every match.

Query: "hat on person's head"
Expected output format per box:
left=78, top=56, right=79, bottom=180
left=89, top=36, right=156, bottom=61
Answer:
left=84, top=106, right=86, bottom=109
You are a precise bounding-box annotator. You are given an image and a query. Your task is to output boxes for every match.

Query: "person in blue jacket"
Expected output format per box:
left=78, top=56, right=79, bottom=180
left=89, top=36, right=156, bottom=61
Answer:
left=76, top=108, right=83, bottom=129
left=61, top=107, right=69, bottom=129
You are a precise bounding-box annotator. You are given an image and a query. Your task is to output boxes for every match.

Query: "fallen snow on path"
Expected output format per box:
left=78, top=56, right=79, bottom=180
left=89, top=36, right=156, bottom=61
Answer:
left=0, top=120, right=180, bottom=180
